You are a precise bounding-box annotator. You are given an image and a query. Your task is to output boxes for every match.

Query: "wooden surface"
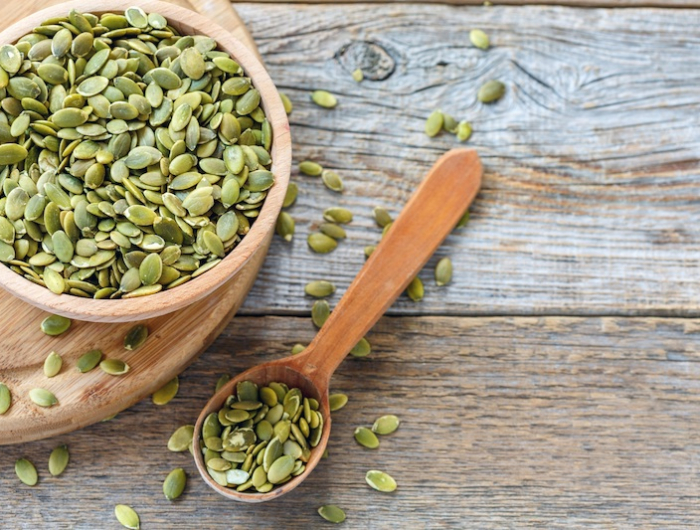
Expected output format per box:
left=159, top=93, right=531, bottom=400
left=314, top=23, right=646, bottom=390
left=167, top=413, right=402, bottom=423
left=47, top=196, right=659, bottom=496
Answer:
left=0, top=0, right=284, bottom=442
left=2, top=0, right=700, bottom=528
left=0, top=0, right=291, bottom=322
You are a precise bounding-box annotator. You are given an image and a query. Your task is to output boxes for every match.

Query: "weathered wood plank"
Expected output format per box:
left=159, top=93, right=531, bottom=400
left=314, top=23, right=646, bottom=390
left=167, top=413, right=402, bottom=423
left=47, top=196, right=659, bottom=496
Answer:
left=238, top=0, right=700, bottom=6
left=223, top=4, right=700, bottom=317
left=2, top=315, right=700, bottom=528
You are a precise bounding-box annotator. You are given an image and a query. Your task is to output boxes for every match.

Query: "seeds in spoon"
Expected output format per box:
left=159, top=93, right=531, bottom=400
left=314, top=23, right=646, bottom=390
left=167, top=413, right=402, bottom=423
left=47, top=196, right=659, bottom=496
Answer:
left=114, top=504, right=140, bottom=530
left=40, top=315, right=71, bottom=336
left=29, top=388, right=58, bottom=407
left=318, top=505, right=347, bottom=523
left=152, top=376, right=179, bottom=405
left=15, top=458, right=38, bottom=486
left=48, top=445, right=70, bottom=476
left=372, top=415, right=400, bottom=435
left=0, top=383, right=11, bottom=414
left=43, top=351, right=63, bottom=378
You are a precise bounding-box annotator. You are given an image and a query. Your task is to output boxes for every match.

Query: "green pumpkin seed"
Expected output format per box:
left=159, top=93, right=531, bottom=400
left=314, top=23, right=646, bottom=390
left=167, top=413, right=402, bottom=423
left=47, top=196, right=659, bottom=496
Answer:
left=215, top=374, right=231, bottom=393
left=352, top=68, right=364, bottom=82
left=124, top=324, right=148, bottom=350
left=323, top=207, right=353, bottom=224
left=291, top=344, right=305, bottom=355
left=283, top=182, right=298, bottom=208
left=276, top=212, right=295, bottom=242
left=373, top=207, right=393, bottom=228
left=299, top=161, right=323, bottom=176
left=41, top=314, right=71, bottom=336
left=15, top=458, right=38, bottom=486
left=52, top=28, right=73, bottom=58
left=236, top=89, right=261, bottom=115
left=280, top=92, right=293, bottom=114
left=305, top=280, right=335, bottom=298
left=354, top=426, right=380, bottom=448
left=77, top=349, right=103, bottom=373
left=139, top=253, right=163, bottom=285
left=29, top=388, right=58, bottom=407
left=321, top=170, right=343, bottom=192
left=470, top=29, right=490, bottom=50
left=163, top=468, right=187, bottom=501
left=478, top=80, right=506, bottom=103
left=457, top=121, right=472, bottom=142
left=318, top=505, right=346, bottom=524
left=180, top=48, right=206, bottom=80
left=0, top=143, right=28, bottom=165
left=435, top=257, right=453, bottom=286
left=0, top=383, right=10, bottom=414
left=168, top=425, right=194, bottom=452
left=312, top=299, right=330, bottom=328
left=319, top=223, right=346, bottom=240
left=114, top=504, right=140, bottom=530
left=307, top=233, right=337, bottom=254
left=372, top=414, right=400, bottom=435
left=0, top=45, right=22, bottom=75
left=329, top=393, right=348, bottom=412
left=311, top=90, right=337, bottom=109
left=44, top=351, right=63, bottom=378
left=365, top=470, right=397, bottom=492
left=48, top=445, right=69, bottom=476
left=100, top=359, right=130, bottom=376
left=350, top=337, right=371, bottom=358
left=267, top=454, right=295, bottom=484
left=425, top=110, right=443, bottom=137
left=406, top=277, right=424, bottom=302
left=153, top=376, right=179, bottom=405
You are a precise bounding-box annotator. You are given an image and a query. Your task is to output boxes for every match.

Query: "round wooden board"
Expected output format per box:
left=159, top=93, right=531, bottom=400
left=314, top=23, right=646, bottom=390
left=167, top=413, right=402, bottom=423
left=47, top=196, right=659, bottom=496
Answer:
left=0, top=0, right=265, bottom=444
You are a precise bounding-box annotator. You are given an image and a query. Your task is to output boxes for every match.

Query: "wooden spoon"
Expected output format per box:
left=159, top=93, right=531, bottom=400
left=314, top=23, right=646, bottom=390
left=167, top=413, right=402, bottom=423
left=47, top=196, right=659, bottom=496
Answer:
left=194, top=148, right=483, bottom=502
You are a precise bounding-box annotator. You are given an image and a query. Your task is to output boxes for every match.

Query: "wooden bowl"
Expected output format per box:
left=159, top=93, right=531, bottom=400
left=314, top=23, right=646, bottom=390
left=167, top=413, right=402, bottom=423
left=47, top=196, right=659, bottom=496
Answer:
left=0, top=0, right=291, bottom=323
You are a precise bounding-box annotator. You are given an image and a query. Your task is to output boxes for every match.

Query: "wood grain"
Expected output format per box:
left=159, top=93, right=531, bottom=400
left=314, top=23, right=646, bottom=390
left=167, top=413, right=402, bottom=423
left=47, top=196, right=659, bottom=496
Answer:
left=239, top=0, right=700, bottom=6
left=226, top=3, right=700, bottom=318
left=3, top=315, right=700, bottom=527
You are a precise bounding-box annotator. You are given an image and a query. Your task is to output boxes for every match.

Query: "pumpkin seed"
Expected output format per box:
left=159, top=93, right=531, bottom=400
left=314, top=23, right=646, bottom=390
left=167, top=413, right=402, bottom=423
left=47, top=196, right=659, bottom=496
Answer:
left=407, top=277, right=424, bottom=302
left=305, top=280, right=335, bottom=298
left=308, top=233, right=337, bottom=254
left=163, top=468, right=187, bottom=501
left=323, top=207, right=353, bottom=224
left=153, top=376, right=179, bottom=405
left=100, top=359, right=130, bottom=376
left=0, top=383, right=11, bottom=414
left=321, top=170, right=343, bottom=192
left=299, top=161, right=323, bottom=176
left=43, top=351, right=63, bottom=378
left=124, top=324, right=148, bottom=350
left=365, top=470, right=397, bottom=492
left=350, top=337, right=371, bottom=358
left=455, top=210, right=470, bottom=229
left=0, top=144, right=28, bottom=165
left=352, top=68, right=364, bottom=82
left=77, top=349, right=103, bottom=373
left=15, top=458, right=38, bottom=486
left=276, top=212, right=295, bottom=242
left=114, top=504, right=140, bottom=530
left=311, top=90, right=337, bottom=109
left=329, top=393, right=348, bottom=412
left=470, top=29, right=490, bottom=50
left=478, top=80, right=506, bottom=103
left=291, top=344, right=306, bottom=355
left=312, top=299, right=330, bottom=328
left=425, top=110, right=443, bottom=137
left=354, top=426, right=380, bottom=448
left=435, top=257, right=453, bottom=286
left=29, top=387, right=58, bottom=407
left=280, top=92, right=293, bottom=114
left=41, top=314, right=71, bottom=336
left=318, top=505, right=346, bottom=524
left=168, top=425, right=195, bottom=452
left=457, top=121, right=472, bottom=142
left=372, top=414, right=400, bottom=435
left=283, top=182, right=298, bottom=208
left=0, top=45, right=22, bottom=75
left=319, top=223, right=346, bottom=240
left=48, top=445, right=69, bottom=476
left=373, top=207, right=393, bottom=228
left=215, top=374, right=231, bottom=392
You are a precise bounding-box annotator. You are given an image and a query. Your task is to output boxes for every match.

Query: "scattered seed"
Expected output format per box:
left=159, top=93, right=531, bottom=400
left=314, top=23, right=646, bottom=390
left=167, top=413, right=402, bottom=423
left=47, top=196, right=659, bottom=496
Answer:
left=319, top=223, right=346, bottom=240
left=168, top=425, right=195, bottom=452
left=163, top=468, right=187, bottom=501
left=372, top=415, right=400, bottom=435
left=299, top=161, right=323, bottom=176
left=29, top=388, right=58, bottom=407
left=152, top=376, right=179, bottom=405
left=305, top=280, right=336, bottom=298
left=48, top=445, right=69, bottom=476
left=77, top=349, right=103, bottom=373
left=455, top=210, right=470, bottom=229
left=276, top=212, right=295, bottom=242
left=323, top=207, right=353, bottom=224
left=478, top=80, right=505, bottom=103
left=15, top=458, right=38, bottom=486
left=41, top=315, right=71, bottom=336
left=43, top=351, right=63, bottom=378
left=350, top=337, right=371, bottom=358
left=216, top=374, right=231, bottom=393
left=425, top=110, right=443, bottom=137
left=372, top=207, right=392, bottom=228
left=308, top=233, right=338, bottom=254
left=457, top=121, right=472, bottom=142
left=124, top=325, right=148, bottom=351
left=329, top=393, right=348, bottom=412
left=311, top=90, right=337, bottom=109
left=352, top=68, right=364, bottom=82
left=322, top=170, right=343, bottom=192
left=283, top=182, right=298, bottom=208
left=435, top=257, right=453, bottom=286
left=364, top=245, right=376, bottom=259
left=470, top=29, right=490, bottom=50
left=312, top=299, right=331, bottom=328
left=406, top=277, right=424, bottom=302
left=318, top=505, right=347, bottom=524
left=354, top=427, right=380, bottom=449
left=365, top=470, right=397, bottom=492
left=291, top=343, right=306, bottom=355
left=114, top=504, right=140, bottom=530
left=280, top=92, right=293, bottom=114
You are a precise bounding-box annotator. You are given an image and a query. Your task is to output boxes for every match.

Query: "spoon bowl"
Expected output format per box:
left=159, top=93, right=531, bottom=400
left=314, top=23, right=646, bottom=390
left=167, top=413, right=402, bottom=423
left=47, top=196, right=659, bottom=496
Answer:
left=194, top=148, right=483, bottom=501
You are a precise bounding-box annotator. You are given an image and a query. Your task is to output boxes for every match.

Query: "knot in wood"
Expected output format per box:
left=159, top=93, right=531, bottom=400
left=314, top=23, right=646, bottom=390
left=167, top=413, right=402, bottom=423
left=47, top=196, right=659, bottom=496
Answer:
left=336, top=40, right=395, bottom=81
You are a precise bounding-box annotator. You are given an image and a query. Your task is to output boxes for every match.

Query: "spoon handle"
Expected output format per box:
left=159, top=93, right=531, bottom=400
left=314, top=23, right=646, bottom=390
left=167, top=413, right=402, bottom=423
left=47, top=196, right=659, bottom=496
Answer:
left=294, top=148, right=482, bottom=386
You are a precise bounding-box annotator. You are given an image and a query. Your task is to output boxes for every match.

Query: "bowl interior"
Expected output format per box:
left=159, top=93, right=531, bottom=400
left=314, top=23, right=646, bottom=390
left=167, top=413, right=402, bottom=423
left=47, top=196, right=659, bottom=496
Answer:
left=0, top=0, right=291, bottom=322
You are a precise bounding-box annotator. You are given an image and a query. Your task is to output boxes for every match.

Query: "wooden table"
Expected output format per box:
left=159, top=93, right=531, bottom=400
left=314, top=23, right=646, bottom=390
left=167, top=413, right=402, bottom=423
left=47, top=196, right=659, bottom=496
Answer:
left=3, top=1, right=700, bottom=528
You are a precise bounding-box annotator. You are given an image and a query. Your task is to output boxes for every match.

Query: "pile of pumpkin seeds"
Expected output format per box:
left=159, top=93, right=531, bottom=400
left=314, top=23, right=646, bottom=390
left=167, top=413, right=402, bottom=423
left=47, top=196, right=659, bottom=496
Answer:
left=200, top=380, right=322, bottom=493
left=0, top=6, right=274, bottom=299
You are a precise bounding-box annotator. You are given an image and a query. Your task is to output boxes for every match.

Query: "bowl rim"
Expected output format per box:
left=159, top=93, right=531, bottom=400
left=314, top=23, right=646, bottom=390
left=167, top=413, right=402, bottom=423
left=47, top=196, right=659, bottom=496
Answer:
left=0, top=0, right=291, bottom=322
